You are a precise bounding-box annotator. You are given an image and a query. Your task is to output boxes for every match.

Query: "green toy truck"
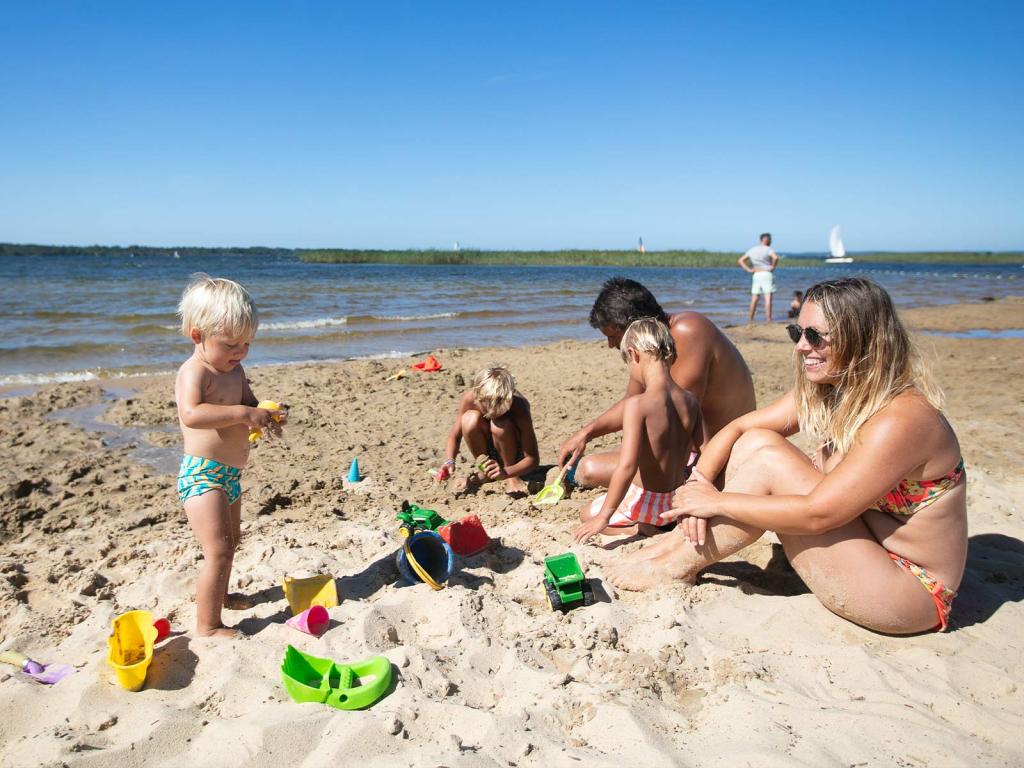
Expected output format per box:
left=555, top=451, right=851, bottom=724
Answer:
left=542, top=553, right=595, bottom=612
left=396, top=501, right=447, bottom=532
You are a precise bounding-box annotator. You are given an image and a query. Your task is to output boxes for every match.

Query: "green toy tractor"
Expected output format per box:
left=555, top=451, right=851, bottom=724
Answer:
left=542, top=553, right=594, bottom=612
left=396, top=501, right=447, bottom=532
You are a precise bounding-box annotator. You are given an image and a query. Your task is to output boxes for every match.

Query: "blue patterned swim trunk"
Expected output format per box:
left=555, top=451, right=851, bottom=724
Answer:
left=177, top=455, right=243, bottom=505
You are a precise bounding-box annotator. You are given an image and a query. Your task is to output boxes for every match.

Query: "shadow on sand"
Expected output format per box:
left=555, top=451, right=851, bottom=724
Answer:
left=145, top=636, right=198, bottom=690
left=950, top=533, right=1024, bottom=631
left=698, top=543, right=811, bottom=597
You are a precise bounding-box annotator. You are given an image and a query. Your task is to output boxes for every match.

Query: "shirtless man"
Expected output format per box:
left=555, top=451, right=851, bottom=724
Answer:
left=557, top=277, right=756, bottom=487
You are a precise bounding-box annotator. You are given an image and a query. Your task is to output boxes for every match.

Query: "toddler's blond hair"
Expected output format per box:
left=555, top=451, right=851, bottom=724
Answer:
left=178, top=273, right=259, bottom=340
left=620, top=317, right=676, bottom=365
left=472, top=364, right=516, bottom=419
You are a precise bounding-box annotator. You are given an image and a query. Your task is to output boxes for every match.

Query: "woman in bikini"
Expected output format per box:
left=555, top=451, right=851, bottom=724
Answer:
left=605, top=277, right=967, bottom=634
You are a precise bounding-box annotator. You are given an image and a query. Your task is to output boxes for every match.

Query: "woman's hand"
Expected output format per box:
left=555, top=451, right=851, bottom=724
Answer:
left=662, top=470, right=721, bottom=546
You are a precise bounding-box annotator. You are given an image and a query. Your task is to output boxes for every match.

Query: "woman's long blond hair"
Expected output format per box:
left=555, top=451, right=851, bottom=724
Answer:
left=795, top=278, right=943, bottom=454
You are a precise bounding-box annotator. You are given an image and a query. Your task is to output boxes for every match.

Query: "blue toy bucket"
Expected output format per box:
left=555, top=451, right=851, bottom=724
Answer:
left=395, top=530, right=454, bottom=589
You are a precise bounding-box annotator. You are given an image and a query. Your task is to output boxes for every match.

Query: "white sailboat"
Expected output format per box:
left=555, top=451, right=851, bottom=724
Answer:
left=824, top=225, right=853, bottom=264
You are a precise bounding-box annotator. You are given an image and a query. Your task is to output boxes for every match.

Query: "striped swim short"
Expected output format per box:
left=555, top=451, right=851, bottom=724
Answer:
left=177, top=454, right=243, bottom=505
left=588, top=483, right=676, bottom=527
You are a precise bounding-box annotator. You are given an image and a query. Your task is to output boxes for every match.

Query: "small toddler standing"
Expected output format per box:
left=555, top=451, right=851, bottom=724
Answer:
left=174, top=274, right=284, bottom=638
left=573, top=318, right=701, bottom=543
left=435, top=364, right=539, bottom=495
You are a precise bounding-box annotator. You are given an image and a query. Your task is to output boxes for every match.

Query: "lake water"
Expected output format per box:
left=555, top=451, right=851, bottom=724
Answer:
left=1, top=252, right=1020, bottom=386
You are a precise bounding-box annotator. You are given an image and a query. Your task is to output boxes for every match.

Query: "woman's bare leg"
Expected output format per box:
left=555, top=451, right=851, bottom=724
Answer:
left=604, top=429, right=795, bottom=589
left=779, top=524, right=938, bottom=633
left=605, top=430, right=941, bottom=632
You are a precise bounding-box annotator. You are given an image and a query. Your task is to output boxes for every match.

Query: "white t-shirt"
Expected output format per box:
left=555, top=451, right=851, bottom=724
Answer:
left=744, top=244, right=775, bottom=269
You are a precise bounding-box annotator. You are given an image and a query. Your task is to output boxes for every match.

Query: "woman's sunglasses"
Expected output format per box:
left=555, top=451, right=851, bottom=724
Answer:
left=786, top=323, right=830, bottom=348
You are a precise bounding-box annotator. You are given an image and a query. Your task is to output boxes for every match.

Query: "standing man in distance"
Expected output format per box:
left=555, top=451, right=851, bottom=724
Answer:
left=557, top=278, right=756, bottom=488
left=739, top=232, right=779, bottom=324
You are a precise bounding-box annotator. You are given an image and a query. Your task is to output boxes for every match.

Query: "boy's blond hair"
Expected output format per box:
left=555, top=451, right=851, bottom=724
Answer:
left=178, top=273, right=259, bottom=340
left=472, top=364, right=516, bottom=419
left=620, top=317, right=677, bottom=365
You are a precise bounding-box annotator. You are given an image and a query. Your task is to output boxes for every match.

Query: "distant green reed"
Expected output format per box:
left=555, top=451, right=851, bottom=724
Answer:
left=299, top=249, right=742, bottom=267
left=3, top=243, right=1019, bottom=266
left=299, top=248, right=1023, bottom=267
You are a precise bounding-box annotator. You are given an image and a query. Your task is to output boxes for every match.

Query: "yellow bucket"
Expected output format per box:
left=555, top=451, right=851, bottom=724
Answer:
left=106, top=610, right=158, bottom=691
left=282, top=575, right=338, bottom=617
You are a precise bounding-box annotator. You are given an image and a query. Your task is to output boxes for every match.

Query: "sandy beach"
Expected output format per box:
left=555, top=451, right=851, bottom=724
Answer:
left=1, top=297, right=1022, bottom=767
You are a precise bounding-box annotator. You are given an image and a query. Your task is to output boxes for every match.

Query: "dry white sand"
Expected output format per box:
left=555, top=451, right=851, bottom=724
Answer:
left=1, top=298, right=1022, bottom=767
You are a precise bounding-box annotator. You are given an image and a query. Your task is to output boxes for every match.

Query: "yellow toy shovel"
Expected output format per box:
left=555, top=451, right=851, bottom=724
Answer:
left=532, top=464, right=571, bottom=506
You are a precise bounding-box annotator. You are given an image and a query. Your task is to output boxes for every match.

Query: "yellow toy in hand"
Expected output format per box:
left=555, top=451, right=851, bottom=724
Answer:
left=249, top=400, right=287, bottom=443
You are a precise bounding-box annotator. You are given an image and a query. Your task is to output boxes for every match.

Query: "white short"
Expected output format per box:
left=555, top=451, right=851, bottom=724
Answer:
left=751, top=271, right=776, bottom=295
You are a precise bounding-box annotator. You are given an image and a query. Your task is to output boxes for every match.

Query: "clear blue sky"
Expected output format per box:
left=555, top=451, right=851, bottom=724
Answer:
left=1, top=1, right=1021, bottom=251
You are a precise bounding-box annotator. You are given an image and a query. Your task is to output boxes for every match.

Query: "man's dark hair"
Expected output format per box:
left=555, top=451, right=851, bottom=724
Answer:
left=760, top=232, right=772, bottom=241
left=589, top=277, right=668, bottom=329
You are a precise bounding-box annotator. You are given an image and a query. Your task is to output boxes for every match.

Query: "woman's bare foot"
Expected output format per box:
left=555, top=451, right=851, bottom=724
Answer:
left=604, top=533, right=701, bottom=591
left=195, top=624, right=242, bottom=639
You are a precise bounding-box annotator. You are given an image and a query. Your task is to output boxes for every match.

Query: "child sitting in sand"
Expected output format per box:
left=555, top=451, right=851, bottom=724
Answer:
left=574, top=318, right=701, bottom=543
left=174, top=274, right=285, bottom=638
left=435, top=364, right=539, bottom=495
left=788, top=290, right=804, bottom=318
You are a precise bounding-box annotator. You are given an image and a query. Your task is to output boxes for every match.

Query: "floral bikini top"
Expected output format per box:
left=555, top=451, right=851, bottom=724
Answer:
left=872, top=459, right=965, bottom=517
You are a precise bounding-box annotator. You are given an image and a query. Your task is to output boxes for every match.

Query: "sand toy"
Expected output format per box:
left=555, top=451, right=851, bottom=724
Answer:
left=438, top=514, right=491, bottom=556
left=347, top=457, right=362, bottom=483
left=411, top=354, right=442, bottom=372
left=280, top=645, right=392, bottom=710
left=396, top=529, right=454, bottom=590
left=542, top=553, right=594, bottom=612
left=396, top=501, right=448, bottom=532
left=1, top=649, right=75, bottom=685
left=285, top=605, right=330, bottom=637
left=532, top=464, right=572, bottom=506
left=384, top=369, right=409, bottom=382
left=106, top=609, right=159, bottom=691
left=248, top=400, right=287, bottom=443
left=282, top=575, right=339, bottom=616
left=153, top=617, right=171, bottom=642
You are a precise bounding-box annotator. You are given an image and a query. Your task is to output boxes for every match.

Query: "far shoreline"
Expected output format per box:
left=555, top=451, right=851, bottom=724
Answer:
left=4, top=295, right=1021, bottom=400
left=2, top=242, right=1022, bottom=267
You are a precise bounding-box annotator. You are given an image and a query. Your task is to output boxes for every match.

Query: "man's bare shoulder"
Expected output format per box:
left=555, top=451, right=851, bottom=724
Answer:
left=668, top=310, right=719, bottom=339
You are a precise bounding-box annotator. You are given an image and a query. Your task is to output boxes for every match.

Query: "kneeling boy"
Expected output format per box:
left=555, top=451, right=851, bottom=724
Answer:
left=436, top=364, right=539, bottom=495
left=574, top=318, right=701, bottom=543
